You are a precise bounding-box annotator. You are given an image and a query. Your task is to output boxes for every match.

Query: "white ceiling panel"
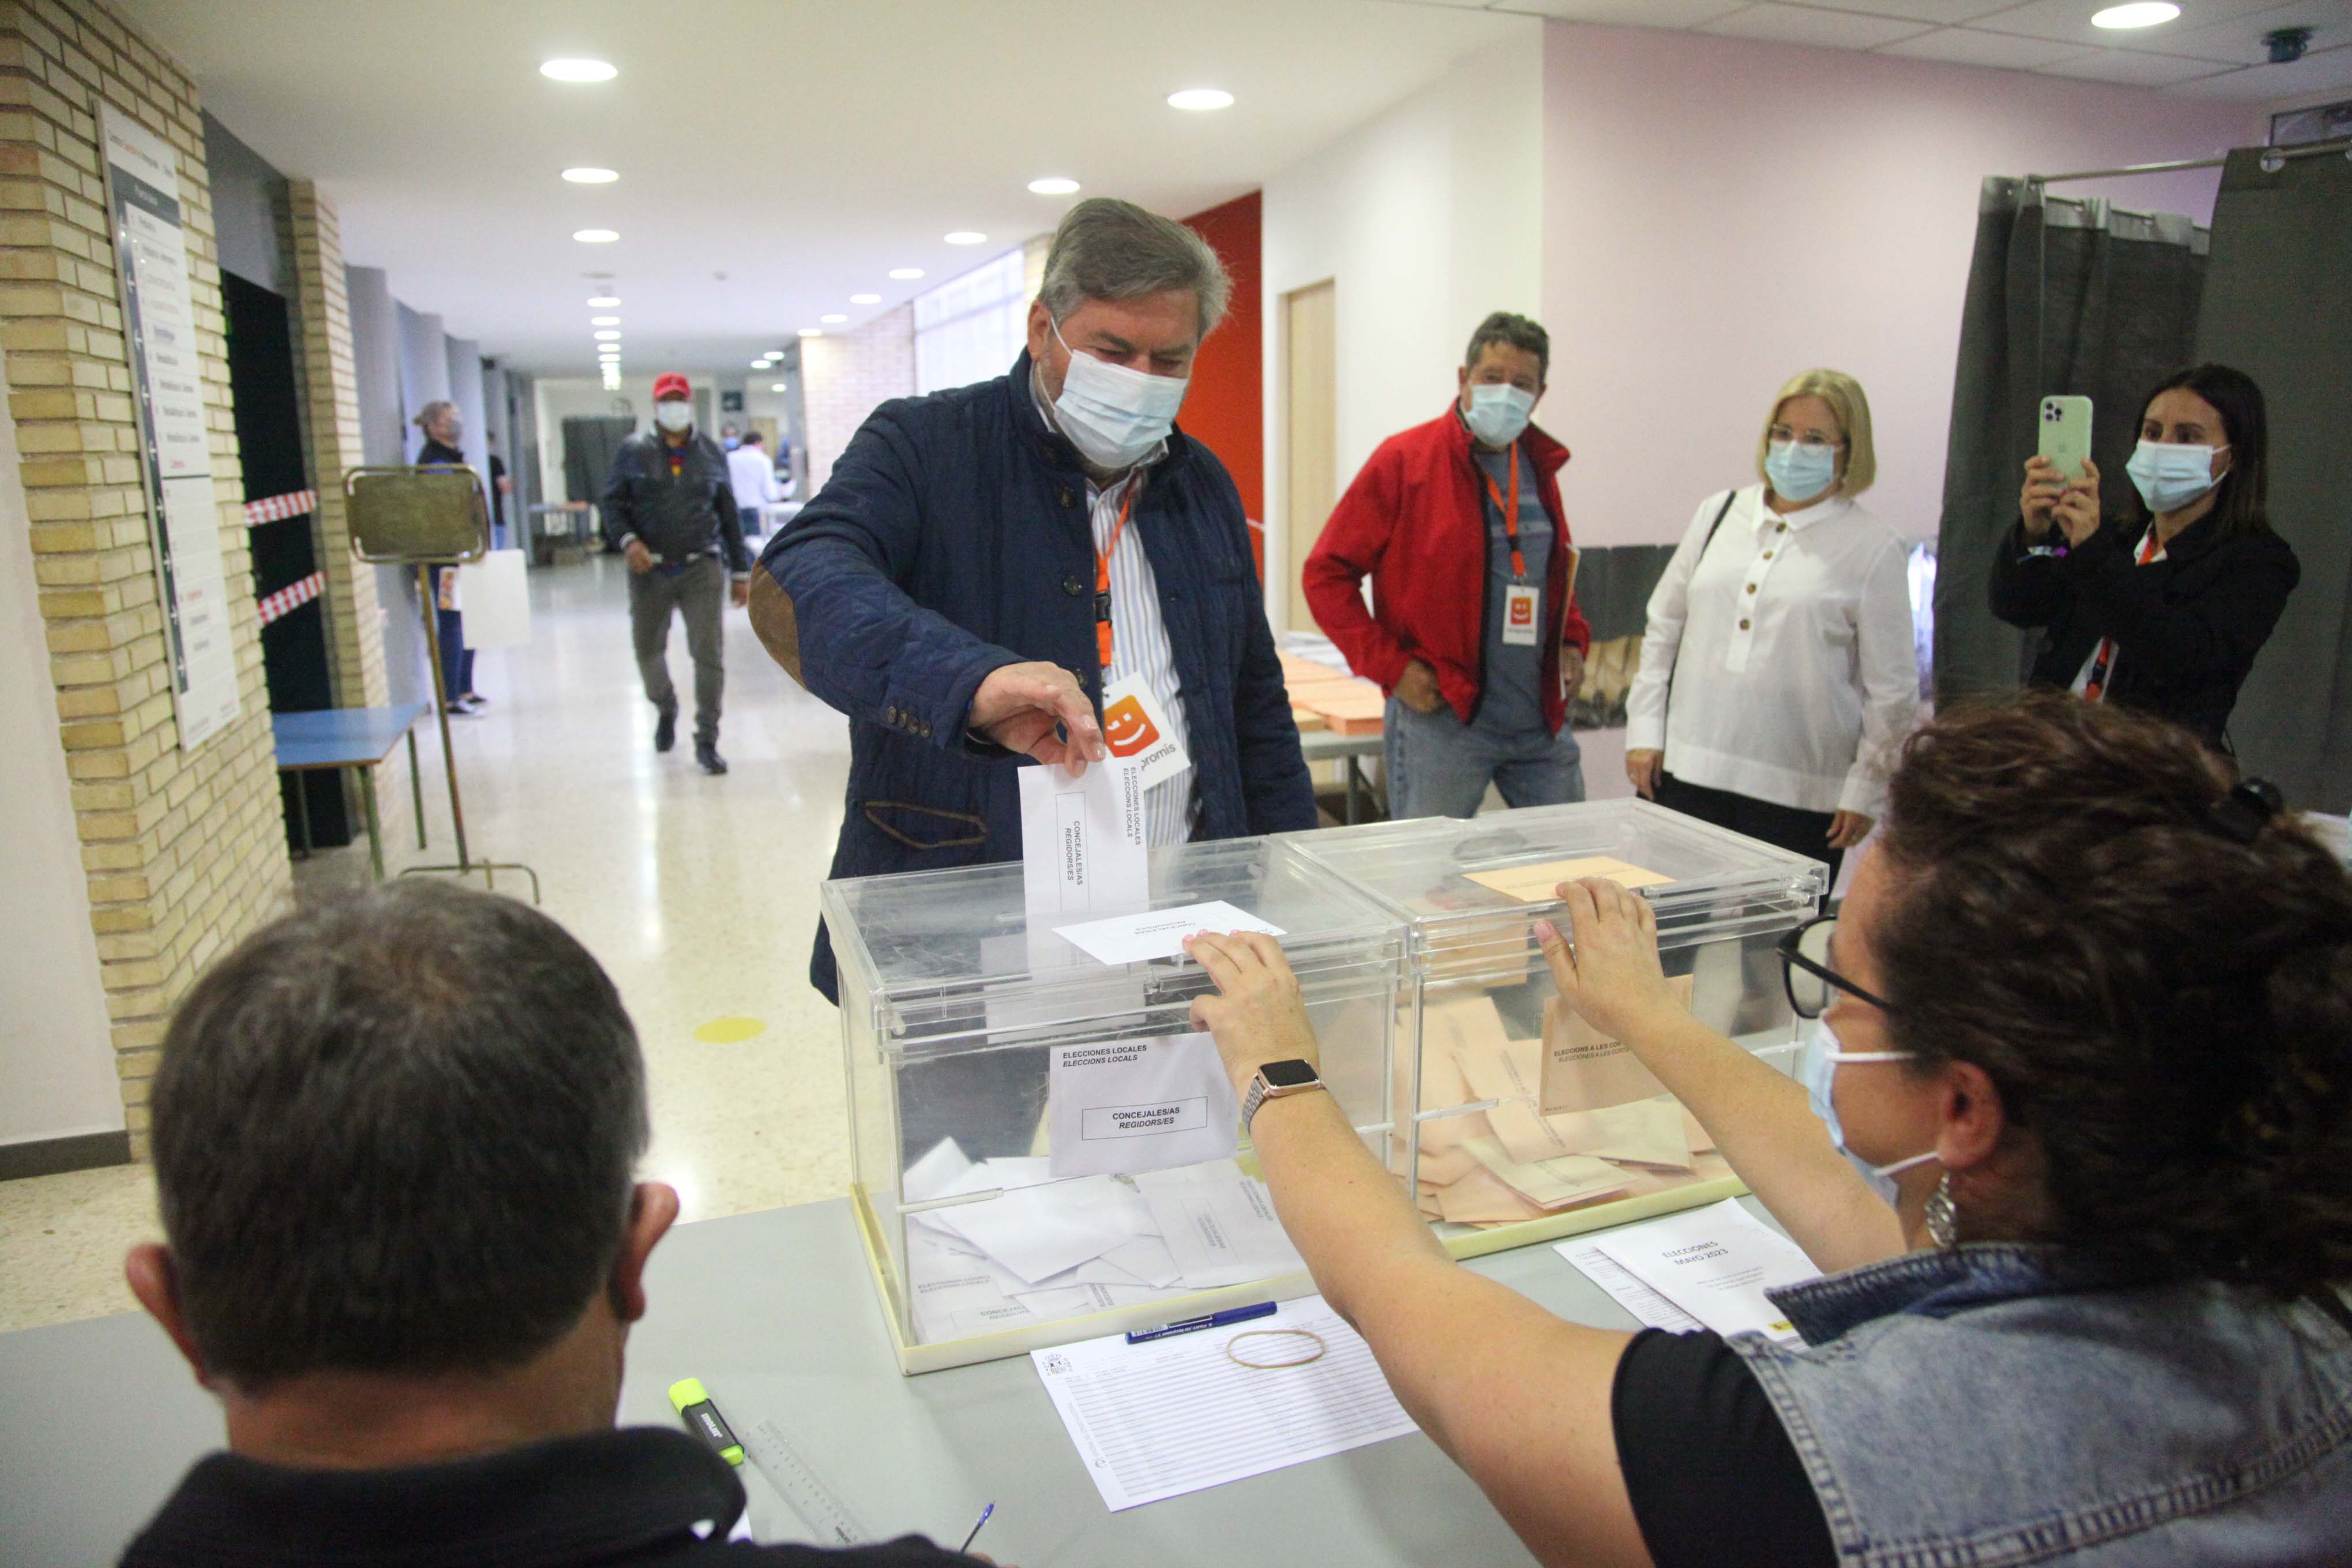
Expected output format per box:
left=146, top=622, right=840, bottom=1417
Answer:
left=1978, top=0, right=2298, bottom=48
left=1800, top=0, right=2026, bottom=20
left=1496, top=0, right=1753, bottom=24
left=2166, top=37, right=2352, bottom=87
left=2033, top=43, right=2245, bottom=77
left=1878, top=25, right=2101, bottom=63
left=1699, top=3, right=1939, bottom=46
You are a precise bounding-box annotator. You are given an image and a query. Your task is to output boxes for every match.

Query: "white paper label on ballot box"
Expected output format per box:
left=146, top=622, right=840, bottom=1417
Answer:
left=1047, top=1032, right=1239, bottom=1178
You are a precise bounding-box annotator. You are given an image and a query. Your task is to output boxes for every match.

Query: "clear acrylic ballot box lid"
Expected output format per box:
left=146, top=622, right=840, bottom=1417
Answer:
left=820, top=836, right=1404, bottom=1373
left=1290, top=798, right=1829, bottom=1258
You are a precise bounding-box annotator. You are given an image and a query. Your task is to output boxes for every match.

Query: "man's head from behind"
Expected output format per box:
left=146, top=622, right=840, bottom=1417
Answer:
left=129, top=882, right=673, bottom=1460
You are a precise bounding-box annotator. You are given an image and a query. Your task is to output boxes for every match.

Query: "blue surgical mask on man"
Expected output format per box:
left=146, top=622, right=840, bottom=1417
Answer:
left=2125, top=440, right=2227, bottom=515
left=1464, top=383, right=1536, bottom=448
left=1796, top=1015, right=1938, bottom=1205
left=1049, top=318, right=1188, bottom=472
left=1765, top=439, right=1839, bottom=504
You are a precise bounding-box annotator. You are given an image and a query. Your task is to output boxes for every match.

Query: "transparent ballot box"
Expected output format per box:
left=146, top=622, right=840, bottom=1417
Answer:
left=1291, top=799, right=1829, bottom=1258
left=821, top=838, right=1404, bottom=1373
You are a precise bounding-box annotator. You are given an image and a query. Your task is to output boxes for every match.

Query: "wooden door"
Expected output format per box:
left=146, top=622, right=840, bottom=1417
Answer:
left=1283, top=281, right=1336, bottom=633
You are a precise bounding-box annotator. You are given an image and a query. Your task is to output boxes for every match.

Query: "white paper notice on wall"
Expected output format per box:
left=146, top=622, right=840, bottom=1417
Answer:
left=1047, top=1032, right=1239, bottom=1179
left=1098, top=674, right=1188, bottom=791
left=1019, top=758, right=1149, bottom=917
left=458, top=551, right=532, bottom=648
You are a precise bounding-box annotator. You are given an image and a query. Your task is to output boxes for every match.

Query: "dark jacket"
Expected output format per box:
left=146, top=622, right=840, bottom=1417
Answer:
left=1302, top=405, right=1592, bottom=732
left=122, top=1427, right=975, bottom=1567
left=602, top=429, right=751, bottom=574
left=1988, top=510, right=2299, bottom=742
left=760, top=350, right=1316, bottom=998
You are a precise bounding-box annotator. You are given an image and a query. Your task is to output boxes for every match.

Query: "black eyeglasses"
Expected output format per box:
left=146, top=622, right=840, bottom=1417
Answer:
left=1777, top=914, right=1894, bottom=1019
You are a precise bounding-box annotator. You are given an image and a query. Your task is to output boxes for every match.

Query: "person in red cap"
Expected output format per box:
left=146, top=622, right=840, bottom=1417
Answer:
left=600, top=374, right=752, bottom=774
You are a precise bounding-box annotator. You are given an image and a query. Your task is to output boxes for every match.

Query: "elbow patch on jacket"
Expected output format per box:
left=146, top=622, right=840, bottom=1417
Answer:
left=748, top=571, right=805, bottom=685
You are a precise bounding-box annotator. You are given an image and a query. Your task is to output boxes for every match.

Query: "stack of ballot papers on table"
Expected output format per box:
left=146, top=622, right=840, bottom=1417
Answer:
left=1408, top=992, right=1732, bottom=1228
left=1557, top=1197, right=1822, bottom=1343
left=899, top=1139, right=1308, bottom=1345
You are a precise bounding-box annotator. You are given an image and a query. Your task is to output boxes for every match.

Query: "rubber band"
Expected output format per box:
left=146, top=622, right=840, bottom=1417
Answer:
left=1224, top=1328, right=1328, bottom=1369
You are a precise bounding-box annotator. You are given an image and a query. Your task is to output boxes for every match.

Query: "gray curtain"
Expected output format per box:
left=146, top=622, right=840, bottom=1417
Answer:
left=562, top=414, right=637, bottom=507
left=1932, top=178, right=2207, bottom=703
left=2196, top=147, right=2352, bottom=811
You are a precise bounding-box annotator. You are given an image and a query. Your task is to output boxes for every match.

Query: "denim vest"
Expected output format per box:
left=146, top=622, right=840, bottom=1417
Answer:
left=1727, top=1244, right=2352, bottom=1567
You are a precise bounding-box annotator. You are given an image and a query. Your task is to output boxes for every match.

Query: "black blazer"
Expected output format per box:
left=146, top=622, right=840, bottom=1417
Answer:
left=1988, top=510, right=2299, bottom=742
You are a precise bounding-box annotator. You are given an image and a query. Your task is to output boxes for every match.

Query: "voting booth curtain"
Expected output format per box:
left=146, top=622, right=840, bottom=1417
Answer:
left=1932, top=177, right=2207, bottom=703
left=2195, top=148, right=2352, bottom=812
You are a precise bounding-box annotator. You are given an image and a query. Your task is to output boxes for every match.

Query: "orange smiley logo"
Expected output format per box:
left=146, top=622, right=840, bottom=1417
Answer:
left=1102, top=695, right=1161, bottom=757
left=1508, top=597, right=1534, bottom=627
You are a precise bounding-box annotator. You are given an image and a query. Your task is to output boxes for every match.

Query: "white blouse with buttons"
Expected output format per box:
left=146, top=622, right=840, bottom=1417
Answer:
left=1626, top=483, right=1918, bottom=817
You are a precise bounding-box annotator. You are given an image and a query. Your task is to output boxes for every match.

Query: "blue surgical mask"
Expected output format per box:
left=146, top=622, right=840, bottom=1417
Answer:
left=1464, top=383, right=1536, bottom=448
left=1049, top=318, right=1188, bottom=472
left=1765, top=440, right=1838, bottom=504
left=2125, top=440, right=2227, bottom=515
left=1796, top=1016, right=1937, bottom=1205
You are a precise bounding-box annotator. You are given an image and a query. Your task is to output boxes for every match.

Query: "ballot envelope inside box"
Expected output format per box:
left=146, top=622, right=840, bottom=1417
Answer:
left=1287, top=799, right=1830, bottom=1259
left=820, top=838, right=1404, bottom=1374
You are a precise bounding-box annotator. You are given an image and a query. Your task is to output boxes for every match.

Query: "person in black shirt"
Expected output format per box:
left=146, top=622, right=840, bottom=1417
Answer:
left=119, top=882, right=985, bottom=1568
left=413, top=401, right=485, bottom=715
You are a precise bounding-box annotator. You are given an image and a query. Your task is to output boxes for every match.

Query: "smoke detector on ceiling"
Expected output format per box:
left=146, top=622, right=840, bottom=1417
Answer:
left=2264, top=25, right=2313, bottom=63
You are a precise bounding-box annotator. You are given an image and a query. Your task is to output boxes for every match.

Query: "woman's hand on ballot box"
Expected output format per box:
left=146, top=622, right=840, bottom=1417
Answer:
left=1533, top=877, right=1689, bottom=1046
left=1183, top=930, right=1324, bottom=1103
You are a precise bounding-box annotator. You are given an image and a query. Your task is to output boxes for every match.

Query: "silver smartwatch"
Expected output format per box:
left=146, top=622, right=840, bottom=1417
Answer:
left=1240, top=1059, right=1325, bottom=1130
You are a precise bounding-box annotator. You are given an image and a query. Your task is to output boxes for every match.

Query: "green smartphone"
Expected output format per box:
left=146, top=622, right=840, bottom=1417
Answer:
left=2038, top=395, right=2093, bottom=483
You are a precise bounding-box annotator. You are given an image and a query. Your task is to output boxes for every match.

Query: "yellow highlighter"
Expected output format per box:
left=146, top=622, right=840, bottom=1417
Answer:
left=668, top=1377, right=744, bottom=1467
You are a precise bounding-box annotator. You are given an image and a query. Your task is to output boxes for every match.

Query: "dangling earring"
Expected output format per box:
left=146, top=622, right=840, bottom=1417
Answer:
left=1924, top=1171, right=1958, bottom=1249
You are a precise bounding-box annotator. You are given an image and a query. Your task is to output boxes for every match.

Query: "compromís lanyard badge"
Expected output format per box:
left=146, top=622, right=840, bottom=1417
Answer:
left=2082, top=528, right=2165, bottom=703
left=1094, top=478, right=1140, bottom=668
left=1479, top=444, right=1541, bottom=647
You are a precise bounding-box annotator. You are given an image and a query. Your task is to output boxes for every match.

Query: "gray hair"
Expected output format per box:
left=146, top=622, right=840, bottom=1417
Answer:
left=1464, top=312, right=1550, bottom=383
left=411, top=399, right=457, bottom=431
left=151, top=881, right=647, bottom=1386
left=1039, top=197, right=1231, bottom=344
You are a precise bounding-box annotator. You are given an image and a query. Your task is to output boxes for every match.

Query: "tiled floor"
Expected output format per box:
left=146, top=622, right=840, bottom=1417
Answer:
left=0, top=551, right=858, bottom=1332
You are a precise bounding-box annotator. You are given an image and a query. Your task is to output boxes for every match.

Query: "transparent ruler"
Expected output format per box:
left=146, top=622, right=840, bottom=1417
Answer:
left=744, top=1415, right=868, bottom=1546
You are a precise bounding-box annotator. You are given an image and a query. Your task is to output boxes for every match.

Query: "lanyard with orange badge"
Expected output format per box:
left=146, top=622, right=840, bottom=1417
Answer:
left=1479, top=443, right=1543, bottom=647
left=2081, top=529, right=2164, bottom=702
left=1094, top=479, right=1140, bottom=668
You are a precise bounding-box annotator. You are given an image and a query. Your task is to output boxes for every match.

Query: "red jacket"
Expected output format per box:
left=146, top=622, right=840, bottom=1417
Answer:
left=1303, top=405, right=1590, bottom=733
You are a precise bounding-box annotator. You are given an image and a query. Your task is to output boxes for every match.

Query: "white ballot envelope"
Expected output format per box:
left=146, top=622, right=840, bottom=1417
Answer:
left=1052, top=899, right=1286, bottom=967
left=1047, top=1031, right=1240, bottom=1179
left=1098, top=674, right=1189, bottom=791
left=1019, top=757, right=1148, bottom=916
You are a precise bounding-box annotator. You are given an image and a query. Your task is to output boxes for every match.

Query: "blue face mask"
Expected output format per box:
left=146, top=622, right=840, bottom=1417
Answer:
left=1464, top=383, right=1536, bottom=448
left=1796, top=1015, right=1936, bottom=1205
left=2125, top=440, right=2227, bottom=515
left=1049, top=318, right=1188, bottom=472
left=1765, top=439, right=1838, bottom=504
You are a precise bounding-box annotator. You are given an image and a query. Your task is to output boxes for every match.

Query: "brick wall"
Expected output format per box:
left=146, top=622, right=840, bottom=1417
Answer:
left=801, top=303, right=914, bottom=496
left=0, top=0, right=291, bottom=1155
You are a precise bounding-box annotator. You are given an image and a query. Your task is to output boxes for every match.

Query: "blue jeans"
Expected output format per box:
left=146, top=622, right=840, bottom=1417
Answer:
left=1384, top=696, right=1585, bottom=820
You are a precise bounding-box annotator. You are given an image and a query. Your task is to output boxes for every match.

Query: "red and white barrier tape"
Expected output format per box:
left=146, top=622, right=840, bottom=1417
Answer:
left=243, top=489, right=316, bottom=526
left=257, top=570, right=324, bottom=627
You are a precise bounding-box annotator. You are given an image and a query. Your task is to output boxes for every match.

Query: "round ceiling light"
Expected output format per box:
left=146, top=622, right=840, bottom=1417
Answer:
left=820, top=313, right=847, bottom=323
left=561, top=167, right=619, bottom=183
left=888, top=267, right=925, bottom=280
left=1027, top=176, right=1081, bottom=195
left=2091, top=1, right=2179, bottom=24
left=591, top=315, right=620, bottom=326
left=1167, top=88, right=1234, bottom=111
left=540, top=58, right=617, bottom=82
left=587, top=294, right=621, bottom=307
left=573, top=228, right=619, bottom=243
left=944, top=231, right=987, bottom=245
left=798, top=327, right=823, bottom=338
left=850, top=293, right=881, bottom=305
left=594, top=330, right=621, bottom=341
left=748, top=359, right=768, bottom=368
left=769, top=382, right=788, bottom=393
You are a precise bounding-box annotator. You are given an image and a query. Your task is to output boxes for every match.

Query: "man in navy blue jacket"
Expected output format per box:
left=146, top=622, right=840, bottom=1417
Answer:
left=755, top=198, right=1314, bottom=998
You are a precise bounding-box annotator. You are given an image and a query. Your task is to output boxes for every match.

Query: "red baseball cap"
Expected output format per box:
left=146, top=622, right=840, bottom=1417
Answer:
left=652, top=372, right=691, bottom=402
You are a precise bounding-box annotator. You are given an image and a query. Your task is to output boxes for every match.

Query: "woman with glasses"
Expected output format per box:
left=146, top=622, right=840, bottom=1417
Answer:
left=1179, top=695, right=2352, bottom=1567
left=1624, top=370, right=1918, bottom=883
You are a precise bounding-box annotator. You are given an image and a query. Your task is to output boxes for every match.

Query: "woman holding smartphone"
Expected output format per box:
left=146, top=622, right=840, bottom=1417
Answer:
left=1624, top=370, right=1918, bottom=884
left=1991, top=363, right=2298, bottom=744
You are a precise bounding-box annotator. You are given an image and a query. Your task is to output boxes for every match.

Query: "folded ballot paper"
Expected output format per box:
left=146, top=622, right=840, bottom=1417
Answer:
left=898, top=1139, right=1305, bottom=1345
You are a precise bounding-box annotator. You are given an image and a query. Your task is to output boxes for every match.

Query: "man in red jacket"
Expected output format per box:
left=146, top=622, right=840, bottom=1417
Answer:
left=1303, top=312, right=1592, bottom=819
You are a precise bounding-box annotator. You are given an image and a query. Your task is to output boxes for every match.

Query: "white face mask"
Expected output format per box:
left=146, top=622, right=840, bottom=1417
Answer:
left=1795, top=1015, right=1938, bottom=1205
left=1049, top=318, right=1188, bottom=472
left=654, top=401, right=692, bottom=433
left=1464, top=382, right=1536, bottom=448
left=2125, top=440, right=2227, bottom=515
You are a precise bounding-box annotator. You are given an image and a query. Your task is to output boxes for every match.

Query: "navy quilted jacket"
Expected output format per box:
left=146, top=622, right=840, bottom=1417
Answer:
left=759, top=350, right=1315, bottom=999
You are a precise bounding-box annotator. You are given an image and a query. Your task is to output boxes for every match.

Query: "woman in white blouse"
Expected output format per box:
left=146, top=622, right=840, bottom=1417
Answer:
left=1624, top=370, right=1917, bottom=882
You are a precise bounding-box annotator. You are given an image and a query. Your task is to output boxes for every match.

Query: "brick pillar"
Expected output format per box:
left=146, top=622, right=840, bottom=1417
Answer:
left=282, top=179, right=384, bottom=709
left=0, top=0, right=293, bottom=1155
left=801, top=303, right=914, bottom=495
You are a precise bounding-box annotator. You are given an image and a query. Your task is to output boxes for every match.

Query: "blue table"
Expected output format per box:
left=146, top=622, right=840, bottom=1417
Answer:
left=271, top=703, right=429, bottom=880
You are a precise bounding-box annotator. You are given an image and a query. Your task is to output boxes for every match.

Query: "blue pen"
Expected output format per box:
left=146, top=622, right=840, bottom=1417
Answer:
left=959, top=1501, right=994, bottom=1554
left=1125, top=1300, right=1277, bottom=1344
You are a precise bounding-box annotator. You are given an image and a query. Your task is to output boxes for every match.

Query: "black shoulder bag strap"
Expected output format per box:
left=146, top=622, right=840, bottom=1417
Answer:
left=1656, top=489, right=1741, bottom=764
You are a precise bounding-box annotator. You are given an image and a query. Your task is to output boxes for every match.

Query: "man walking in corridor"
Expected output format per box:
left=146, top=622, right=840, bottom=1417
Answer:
left=602, top=373, right=751, bottom=775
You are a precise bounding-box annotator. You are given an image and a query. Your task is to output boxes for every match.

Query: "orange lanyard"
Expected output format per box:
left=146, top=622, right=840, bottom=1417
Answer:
left=1478, top=443, right=1526, bottom=579
left=1094, top=480, right=1139, bottom=668
left=2082, top=530, right=2163, bottom=703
